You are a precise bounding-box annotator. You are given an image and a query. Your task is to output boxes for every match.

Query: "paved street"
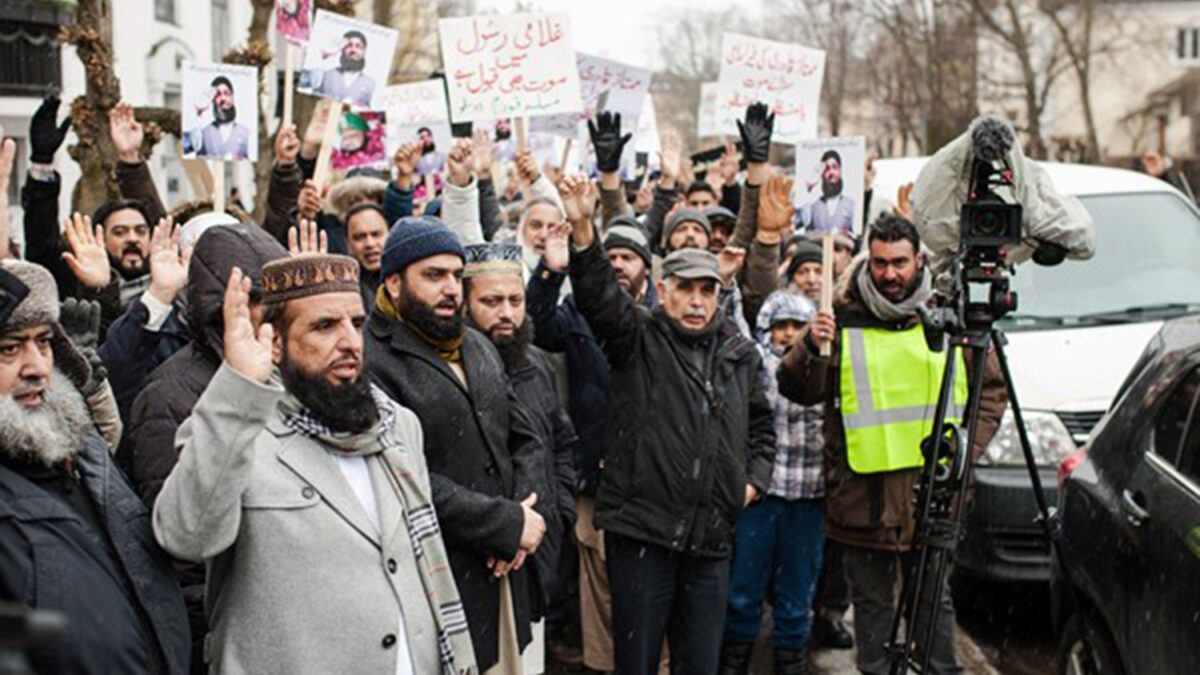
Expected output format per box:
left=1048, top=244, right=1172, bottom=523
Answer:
left=545, top=576, right=1058, bottom=675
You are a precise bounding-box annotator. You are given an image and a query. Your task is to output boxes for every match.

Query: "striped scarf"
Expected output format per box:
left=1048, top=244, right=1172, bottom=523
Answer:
left=279, top=386, right=476, bottom=674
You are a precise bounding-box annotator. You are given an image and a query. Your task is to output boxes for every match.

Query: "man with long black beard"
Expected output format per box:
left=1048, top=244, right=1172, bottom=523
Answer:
left=365, top=217, right=548, bottom=675
left=463, top=242, right=577, bottom=674
left=153, top=254, right=476, bottom=675
left=311, top=30, right=376, bottom=108
left=0, top=260, right=191, bottom=675
left=416, top=126, right=447, bottom=175
left=799, top=149, right=856, bottom=235
left=183, top=76, right=250, bottom=161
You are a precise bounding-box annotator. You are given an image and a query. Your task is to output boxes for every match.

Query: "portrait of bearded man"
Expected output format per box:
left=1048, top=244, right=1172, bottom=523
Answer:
left=183, top=75, right=252, bottom=161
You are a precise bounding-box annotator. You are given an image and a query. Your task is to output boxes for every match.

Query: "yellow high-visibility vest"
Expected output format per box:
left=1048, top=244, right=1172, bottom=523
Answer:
left=838, top=326, right=969, bottom=474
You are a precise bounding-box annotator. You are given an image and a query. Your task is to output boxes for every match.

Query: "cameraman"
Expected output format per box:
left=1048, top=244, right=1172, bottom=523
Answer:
left=775, top=216, right=1007, bottom=675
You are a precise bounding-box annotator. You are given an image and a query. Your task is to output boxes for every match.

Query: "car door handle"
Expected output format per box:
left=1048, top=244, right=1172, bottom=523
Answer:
left=1121, top=489, right=1149, bottom=527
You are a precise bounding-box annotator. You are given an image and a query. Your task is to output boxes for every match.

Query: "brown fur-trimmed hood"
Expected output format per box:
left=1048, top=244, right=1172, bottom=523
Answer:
left=325, top=176, right=387, bottom=222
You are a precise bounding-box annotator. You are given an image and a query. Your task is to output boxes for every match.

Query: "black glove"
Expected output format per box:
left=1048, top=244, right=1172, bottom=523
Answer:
left=1032, top=241, right=1068, bottom=266
left=59, top=297, right=101, bottom=352
left=588, top=111, right=633, bottom=174
left=29, top=96, right=72, bottom=165
left=737, top=103, right=774, bottom=164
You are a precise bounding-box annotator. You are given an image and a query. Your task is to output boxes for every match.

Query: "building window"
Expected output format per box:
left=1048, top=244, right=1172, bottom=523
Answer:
left=156, top=0, right=176, bottom=24
left=1176, top=28, right=1200, bottom=64
left=0, top=0, right=71, bottom=97
left=212, top=0, right=230, bottom=59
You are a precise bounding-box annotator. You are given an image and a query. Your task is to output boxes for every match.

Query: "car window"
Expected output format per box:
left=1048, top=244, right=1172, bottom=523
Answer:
left=1154, top=366, right=1200, bottom=465
left=1000, top=192, right=1200, bottom=328
left=1180, top=410, right=1200, bottom=485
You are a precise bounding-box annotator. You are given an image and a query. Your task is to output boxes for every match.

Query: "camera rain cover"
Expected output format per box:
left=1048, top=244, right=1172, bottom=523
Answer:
left=911, top=116, right=1096, bottom=284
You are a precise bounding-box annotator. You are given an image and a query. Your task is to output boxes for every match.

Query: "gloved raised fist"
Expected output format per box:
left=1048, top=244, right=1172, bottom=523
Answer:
left=737, top=103, right=774, bottom=164
left=59, top=297, right=101, bottom=352
left=588, top=111, right=633, bottom=174
left=29, top=96, right=72, bottom=164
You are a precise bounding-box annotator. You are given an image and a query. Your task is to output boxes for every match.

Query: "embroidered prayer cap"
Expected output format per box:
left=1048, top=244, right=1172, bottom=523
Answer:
left=262, top=254, right=361, bottom=304
left=463, top=243, right=524, bottom=279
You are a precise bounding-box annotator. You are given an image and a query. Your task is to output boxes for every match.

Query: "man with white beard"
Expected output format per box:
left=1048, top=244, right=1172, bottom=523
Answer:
left=0, top=260, right=190, bottom=675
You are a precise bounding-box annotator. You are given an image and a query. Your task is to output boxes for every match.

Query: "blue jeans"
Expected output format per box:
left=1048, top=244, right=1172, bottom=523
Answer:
left=723, top=496, right=825, bottom=651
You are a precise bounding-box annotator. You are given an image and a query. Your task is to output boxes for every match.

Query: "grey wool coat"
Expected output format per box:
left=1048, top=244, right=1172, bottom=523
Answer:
left=153, top=364, right=476, bottom=675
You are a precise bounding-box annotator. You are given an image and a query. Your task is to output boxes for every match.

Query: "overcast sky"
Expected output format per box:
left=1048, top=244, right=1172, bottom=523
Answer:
left=470, top=0, right=753, bottom=70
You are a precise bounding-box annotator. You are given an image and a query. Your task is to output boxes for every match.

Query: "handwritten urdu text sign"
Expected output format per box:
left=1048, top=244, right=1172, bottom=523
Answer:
left=716, top=33, right=826, bottom=145
left=439, top=13, right=584, bottom=123
left=534, top=53, right=652, bottom=138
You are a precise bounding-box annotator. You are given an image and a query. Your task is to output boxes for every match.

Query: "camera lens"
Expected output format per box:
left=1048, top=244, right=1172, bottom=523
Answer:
left=975, top=212, right=1004, bottom=237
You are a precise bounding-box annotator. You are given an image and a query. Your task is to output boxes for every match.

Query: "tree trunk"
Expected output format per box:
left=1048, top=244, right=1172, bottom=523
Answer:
left=62, top=0, right=122, bottom=217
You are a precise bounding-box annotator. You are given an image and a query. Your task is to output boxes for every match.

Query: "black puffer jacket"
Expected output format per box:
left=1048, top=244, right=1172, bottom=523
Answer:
left=0, top=432, right=191, bottom=675
left=568, top=243, right=776, bottom=558
left=116, top=223, right=287, bottom=674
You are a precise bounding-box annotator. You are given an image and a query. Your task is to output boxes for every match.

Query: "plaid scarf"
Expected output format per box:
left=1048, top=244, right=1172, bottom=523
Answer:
left=279, top=386, right=476, bottom=674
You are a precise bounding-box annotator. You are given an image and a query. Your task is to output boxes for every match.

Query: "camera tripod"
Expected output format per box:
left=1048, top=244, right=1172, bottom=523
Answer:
left=884, top=261, right=1084, bottom=675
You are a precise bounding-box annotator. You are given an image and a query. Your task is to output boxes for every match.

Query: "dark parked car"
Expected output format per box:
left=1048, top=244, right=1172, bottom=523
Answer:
left=1052, top=315, right=1200, bottom=675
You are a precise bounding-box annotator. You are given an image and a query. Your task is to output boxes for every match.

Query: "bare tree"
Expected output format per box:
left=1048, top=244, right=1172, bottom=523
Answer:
left=966, top=0, right=1069, bottom=158
left=1039, top=0, right=1101, bottom=162
left=863, top=0, right=979, bottom=153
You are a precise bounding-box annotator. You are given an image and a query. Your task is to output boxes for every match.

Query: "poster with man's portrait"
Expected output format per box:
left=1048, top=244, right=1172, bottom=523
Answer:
left=331, top=111, right=388, bottom=171
left=390, top=122, right=453, bottom=176
left=297, top=10, right=398, bottom=110
left=275, top=0, right=314, bottom=44
left=181, top=62, right=260, bottom=162
left=794, top=137, right=866, bottom=237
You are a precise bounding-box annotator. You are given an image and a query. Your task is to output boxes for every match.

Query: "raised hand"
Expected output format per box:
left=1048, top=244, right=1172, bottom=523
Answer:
left=659, top=128, right=682, bottom=188
left=894, top=182, right=915, bottom=221
left=61, top=213, right=111, bottom=290
left=0, top=124, right=14, bottom=258
left=302, top=100, right=331, bottom=160
left=109, top=102, right=145, bottom=164
left=29, top=96, right=72, bottom=165
left=288, top=219, right=328, bottom=256
left=758, top=174, right=796, bottom=245
left=148, top=217, right=189, bottom=306
left=515, top=148, right=541, bottom=185
left=59, top=298, right=101, bottom=352
left=392, top=140, right=421, bottom=189
left=558, top=174, right=596, bottom=249
left=472, top=128, right=496, bottom=179
left=718, top=245, right=747, bottom=285
left=588, top=111, right=632, bottom=174
left=542, top=221, right=572, bottom=273
left=275, top=123, right=300, bottom=165
left=297, top=179, right=325, bottom=222
left=717, top=141, right=740, bottom=186
left=737, top=103, right=775, bottom=164
left=446, top=138, right=475, bottom=188
left=222, top=267, right=275, bottom=383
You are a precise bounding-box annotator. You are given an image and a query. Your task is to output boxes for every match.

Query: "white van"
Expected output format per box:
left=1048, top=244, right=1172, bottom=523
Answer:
left=870, top=158, right=1200, bottom=582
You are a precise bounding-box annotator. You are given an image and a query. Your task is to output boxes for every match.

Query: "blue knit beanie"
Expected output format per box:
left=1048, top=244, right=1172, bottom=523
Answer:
left=381, top=216, right=465, bottom=278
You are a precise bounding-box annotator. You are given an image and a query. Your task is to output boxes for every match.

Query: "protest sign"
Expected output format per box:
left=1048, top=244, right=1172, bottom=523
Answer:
left=276, top=0, right=314, bottom=44
left=716, top=33, right=825, bottom=145
left=331, top=110, right=387, bottom=171
left=794, top=136, right=865, bottom=237
left=181, top=62, right=260, bottom=163
left=298, top=11, right=398, bottom=110
left=697, top=82, right=720, bottom=140
left=379, top=79, right=454, bottom=173
left=438, top=13, right=583, bottom=122
left=534, top=52, right=652, bottom=138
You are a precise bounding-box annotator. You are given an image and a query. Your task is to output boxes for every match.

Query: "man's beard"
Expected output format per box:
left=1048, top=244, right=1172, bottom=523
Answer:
left=495, top=127, right=511, bottom=141
left=398, top=285, right=464, bottom=342
left=281, top=353, right=379, bottom=434
left=110, top=243, right=147, bottom=279
left=214, top=103, right=237, bottom=125
left=614, top=267, right=648, bottom=300
left=822, top=176, right=843, bottom=199
left=476, top=317, right=533, bottom=369
left=874, top=272, right=921, bottom=303
left=421, top=141, right=436, bottom=155
left=340, top=54, right=366, bottom=73
left=0, top=370, right=92, bottom=469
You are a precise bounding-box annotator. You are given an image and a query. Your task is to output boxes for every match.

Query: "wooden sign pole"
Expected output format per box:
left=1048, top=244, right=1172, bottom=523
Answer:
left=558, top=137, right=574, bottom=175
left=211, top=161, right=226, bottom=215
left=820, top=233, right=834, bottom=357
left=514, top=116, right=528, bottom=154
left=283, top=43, right=297, bottom=126
left=312, top=100, right=343, bottom=187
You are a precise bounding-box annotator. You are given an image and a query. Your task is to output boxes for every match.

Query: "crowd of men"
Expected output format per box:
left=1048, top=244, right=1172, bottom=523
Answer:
left=0, top=93, right=1009, bottom=675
